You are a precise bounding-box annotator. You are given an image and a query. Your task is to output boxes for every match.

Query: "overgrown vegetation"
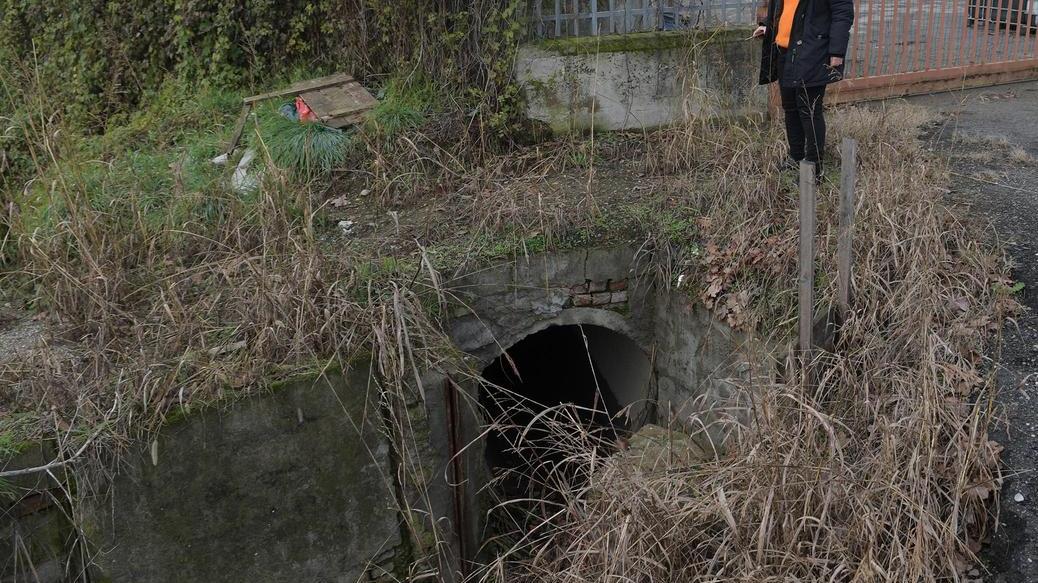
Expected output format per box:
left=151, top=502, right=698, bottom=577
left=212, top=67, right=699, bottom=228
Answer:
left=0, top=3, right=1019, bottom=581
left=478, top=105, right=1015, bottom=582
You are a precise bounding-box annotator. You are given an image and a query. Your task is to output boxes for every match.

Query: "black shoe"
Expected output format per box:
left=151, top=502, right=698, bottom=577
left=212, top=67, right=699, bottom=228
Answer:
left=786, top=159, right=825, bottom=185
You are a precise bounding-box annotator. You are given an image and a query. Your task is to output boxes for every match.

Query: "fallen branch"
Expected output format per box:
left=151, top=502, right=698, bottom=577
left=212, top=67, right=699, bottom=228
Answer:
left=0, top=426, right=105, bottom=479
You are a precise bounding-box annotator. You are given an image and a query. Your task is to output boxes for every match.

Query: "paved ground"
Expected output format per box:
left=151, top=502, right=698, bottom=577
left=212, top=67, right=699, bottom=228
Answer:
left=907, top=80, right=1038, bottom=581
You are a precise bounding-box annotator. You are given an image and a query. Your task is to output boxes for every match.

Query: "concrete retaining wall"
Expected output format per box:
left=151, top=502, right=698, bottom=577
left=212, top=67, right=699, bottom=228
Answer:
left=1, top=368, right=412, bottom=583
left=446, top=246, right=773, bottom=435
left=2, top=245, right=778, bottom=581
left=516, top=30, right=768, bottom=133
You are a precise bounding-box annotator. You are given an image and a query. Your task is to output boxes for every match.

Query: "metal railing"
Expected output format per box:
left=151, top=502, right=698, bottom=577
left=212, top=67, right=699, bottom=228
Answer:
left=528, top=0, right=761, bottom=38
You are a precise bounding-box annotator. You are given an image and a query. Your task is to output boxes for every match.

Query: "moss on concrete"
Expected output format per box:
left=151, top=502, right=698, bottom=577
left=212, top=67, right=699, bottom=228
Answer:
left=538, top=28, right=753, bottom=56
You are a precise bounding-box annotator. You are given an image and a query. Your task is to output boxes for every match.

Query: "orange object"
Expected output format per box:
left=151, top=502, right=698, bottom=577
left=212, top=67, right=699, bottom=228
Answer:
left=775, top=0, right=801, bottom=49
left=295, top=96, right=317, bottom=123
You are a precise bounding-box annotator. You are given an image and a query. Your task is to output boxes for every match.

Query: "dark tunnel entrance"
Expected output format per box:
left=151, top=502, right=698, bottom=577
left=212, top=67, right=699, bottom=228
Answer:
left=479, top=324, right=652, bottom=495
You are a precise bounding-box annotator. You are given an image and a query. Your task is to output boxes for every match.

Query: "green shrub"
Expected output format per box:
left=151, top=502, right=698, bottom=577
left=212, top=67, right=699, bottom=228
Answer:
left=254, top=104, right=355, bottom=177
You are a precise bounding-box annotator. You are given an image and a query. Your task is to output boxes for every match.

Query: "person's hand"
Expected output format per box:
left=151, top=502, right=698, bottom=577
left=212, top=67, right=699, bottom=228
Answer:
left=830, top=55, right=844, bottom=67
left=752, top=25, right=767, bottom=38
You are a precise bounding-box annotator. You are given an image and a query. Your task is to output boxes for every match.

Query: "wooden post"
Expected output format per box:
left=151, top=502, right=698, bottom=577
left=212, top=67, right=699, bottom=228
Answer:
left=837, top=138, right=858, bottom=318
left=799, top=161, right=816, bottom=360
left=224, top=103, right=252, bottom=157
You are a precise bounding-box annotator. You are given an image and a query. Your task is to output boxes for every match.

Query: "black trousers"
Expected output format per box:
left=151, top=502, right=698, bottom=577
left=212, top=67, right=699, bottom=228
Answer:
left=780, top=84, right=827, bottom=172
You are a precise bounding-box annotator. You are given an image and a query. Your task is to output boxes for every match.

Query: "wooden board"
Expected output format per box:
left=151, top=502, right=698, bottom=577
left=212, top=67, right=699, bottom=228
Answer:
left=243, top=72, right=355, bottom=105
left=226, top=73, right=377, bottom=154
left=300, top=81, right=378, bottom=127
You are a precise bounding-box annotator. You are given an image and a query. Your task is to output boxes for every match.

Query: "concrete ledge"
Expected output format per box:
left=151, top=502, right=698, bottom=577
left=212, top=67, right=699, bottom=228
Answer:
left=537, top=29, right=753, bottom=55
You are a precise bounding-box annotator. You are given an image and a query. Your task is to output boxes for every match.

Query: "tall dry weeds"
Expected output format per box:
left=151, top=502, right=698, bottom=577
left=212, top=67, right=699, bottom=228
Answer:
left=475, top=104, right=1014, bottom=582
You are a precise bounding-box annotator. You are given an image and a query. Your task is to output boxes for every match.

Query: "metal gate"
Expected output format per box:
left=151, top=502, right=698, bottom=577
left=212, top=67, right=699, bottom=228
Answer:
left=833, top=0, right=1038, bottom=102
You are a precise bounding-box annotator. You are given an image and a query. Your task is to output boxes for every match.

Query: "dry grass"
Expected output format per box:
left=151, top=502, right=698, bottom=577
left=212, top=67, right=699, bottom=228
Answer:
left=471, top=104, right=1016, bottom=582
left=0, top=61, right=1016, bottom=582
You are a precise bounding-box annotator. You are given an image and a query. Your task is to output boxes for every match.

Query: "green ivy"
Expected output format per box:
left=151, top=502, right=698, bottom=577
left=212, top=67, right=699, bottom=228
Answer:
left=0, top=0, right=529, bottom=133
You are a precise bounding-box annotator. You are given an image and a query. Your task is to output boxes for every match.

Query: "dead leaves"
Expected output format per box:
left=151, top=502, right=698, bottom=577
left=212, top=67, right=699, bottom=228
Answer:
left=698, top=230, right=797, bottom=330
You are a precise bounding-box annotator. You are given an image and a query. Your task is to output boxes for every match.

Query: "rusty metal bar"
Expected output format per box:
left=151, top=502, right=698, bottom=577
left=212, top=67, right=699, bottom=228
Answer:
left=877, top=0, right=890, bottom=74
left=848, top=4, right=864, bottom=78
left=443, top=378, right=469, bottom=575
left=959, top=0, right=973, bottom=65
left=934, top=0, right=946, bottom=68
left=829, top=56, right=1038, bottom=102
left=1032, top=6, right=1038, bottom=58
left=866, top=0, right=878, bottom=76
left=1012, top=0, right=1028, bottom=60
left=898, top=0, right=913, bottom=72
left=935, top=0, right=951, bottom=68
left=930, top=0, right=946, bottom=68
left=970, top=0, right=983, bottom=63
left=1001, top=0, right=1014, bottom=59
left=1019, top=0, right=1032, bottom=58
left=1006, top=0, right=1018, bottom=59
left=913, top=0, right=926, bottom=70
left=980, top=0, right=996, bottom=64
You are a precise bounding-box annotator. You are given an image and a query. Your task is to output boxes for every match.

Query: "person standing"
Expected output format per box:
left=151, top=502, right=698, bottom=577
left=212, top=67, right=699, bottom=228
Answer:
left=753, top=0, right=854, bottom=178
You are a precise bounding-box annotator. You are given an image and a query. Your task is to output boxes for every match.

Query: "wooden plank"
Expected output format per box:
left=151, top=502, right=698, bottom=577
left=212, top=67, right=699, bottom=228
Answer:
left=243, top=72, right=354, bottom=104
left=837, top=138, right=858, bottom=317
left=324, top=113, right=367, bottom=129
left=224, top=103, right=252, bottom=155
left=299, top=82, right=377, bottom=125
left=799, top=161, right=817, bottom=360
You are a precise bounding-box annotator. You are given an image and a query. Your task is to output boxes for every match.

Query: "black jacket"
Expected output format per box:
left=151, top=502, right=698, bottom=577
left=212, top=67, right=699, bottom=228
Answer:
left=758, top=0, right=855, bottom=88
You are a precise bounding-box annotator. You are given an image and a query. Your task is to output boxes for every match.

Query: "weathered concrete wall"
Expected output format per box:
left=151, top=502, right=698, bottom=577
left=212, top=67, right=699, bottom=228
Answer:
left=3, top=246, right=777, bottom=581
left=654, top=289, right=773, bottom=445
left=447, top=245, right=773, bottom=436
left=448, top=247, right=656, bottom=364
left=0, top=445, right=70, bottom=583
left=516, top=30, right=767, bottom=133
left=83, top=367, right=406, bottom=583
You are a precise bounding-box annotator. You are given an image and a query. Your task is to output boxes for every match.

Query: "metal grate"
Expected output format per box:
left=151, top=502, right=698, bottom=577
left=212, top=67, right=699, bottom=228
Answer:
left=528, top=0, right=761, bottom=38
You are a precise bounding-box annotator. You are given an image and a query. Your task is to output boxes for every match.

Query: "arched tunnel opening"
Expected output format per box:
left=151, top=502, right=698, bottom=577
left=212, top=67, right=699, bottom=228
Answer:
left=479, top=324, right=652, bottom=496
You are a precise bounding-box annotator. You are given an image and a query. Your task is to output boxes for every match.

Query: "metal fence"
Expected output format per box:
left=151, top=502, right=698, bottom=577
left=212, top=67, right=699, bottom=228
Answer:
left=835, top=0, right=1038, bottom=102
left=528, top=0, right=762, bottom=38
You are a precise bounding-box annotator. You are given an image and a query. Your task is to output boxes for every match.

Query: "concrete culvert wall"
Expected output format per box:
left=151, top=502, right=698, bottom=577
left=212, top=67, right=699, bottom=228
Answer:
left=443, top=245, right=777, bottom=567
left=0, top=246, right=775, bottom=583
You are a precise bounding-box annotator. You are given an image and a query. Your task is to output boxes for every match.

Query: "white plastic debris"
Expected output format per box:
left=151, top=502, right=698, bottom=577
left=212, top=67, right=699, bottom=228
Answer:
left=1014, top=492, right=1025, bottom=503
left=231, top=148, right=260, bottom=193
left=338, top=220, right=356, bottom=236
